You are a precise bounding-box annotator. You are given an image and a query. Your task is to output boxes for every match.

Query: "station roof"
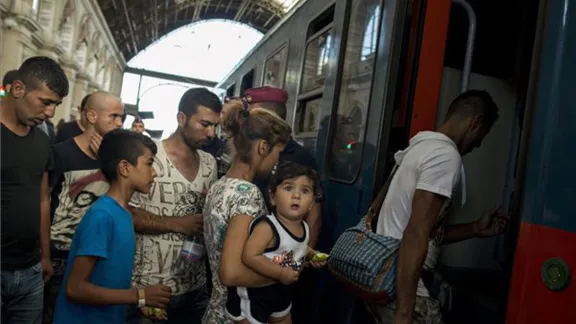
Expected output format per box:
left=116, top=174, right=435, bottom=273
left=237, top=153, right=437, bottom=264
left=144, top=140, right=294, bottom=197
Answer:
left=97, top=0, right=300, bottom=61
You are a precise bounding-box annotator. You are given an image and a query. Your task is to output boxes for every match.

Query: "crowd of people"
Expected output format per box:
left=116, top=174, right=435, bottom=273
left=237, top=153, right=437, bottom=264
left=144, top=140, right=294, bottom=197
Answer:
left=1, top=56, right=507, bottom=324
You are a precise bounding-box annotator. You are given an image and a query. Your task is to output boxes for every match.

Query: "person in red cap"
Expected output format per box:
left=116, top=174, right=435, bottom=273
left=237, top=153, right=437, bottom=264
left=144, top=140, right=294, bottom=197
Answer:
left=243, top=86, right=326, bottom=324
left=244, top=86, right=288, bottom=115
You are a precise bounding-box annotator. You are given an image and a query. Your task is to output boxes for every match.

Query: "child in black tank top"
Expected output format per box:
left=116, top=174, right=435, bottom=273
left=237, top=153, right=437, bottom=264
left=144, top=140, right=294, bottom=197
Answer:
left=226, top=162, right=328, bottom=324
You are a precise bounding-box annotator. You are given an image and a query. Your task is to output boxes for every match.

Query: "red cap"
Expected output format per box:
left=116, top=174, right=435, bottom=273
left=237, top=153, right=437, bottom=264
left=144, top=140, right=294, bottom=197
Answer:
left=245, top=86, right=288, bottom=104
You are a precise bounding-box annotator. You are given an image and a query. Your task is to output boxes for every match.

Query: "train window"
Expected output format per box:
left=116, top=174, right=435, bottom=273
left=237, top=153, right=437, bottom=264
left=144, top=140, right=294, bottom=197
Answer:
left=301, top=28, right=333, bottom=93
left=294, top=97, right=322, bottom=135
left=327, top=0, right=382, bottom=182
left=240, top=69, right=255, bottom=95
left=263, top=44, right=288, bottom=88
left=295, top=4, right=335, bottom=139
left=226, top=84, right=236, bottom=97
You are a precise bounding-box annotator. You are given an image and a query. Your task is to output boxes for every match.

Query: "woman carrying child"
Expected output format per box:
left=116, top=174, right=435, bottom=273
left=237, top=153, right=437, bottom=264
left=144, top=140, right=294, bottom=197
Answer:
left=227, top=161, right=327, bottom=324
left=202, top=102, right=326, bottom=324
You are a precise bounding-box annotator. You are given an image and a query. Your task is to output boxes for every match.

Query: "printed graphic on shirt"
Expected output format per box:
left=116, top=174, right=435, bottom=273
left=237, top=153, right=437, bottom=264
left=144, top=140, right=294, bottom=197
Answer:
left=131, top=143, right=217, bottom=296
left=202, top=177, right=267, bottom=324
left=259, top=214, right=309, bottom=274
left=51, top=140, right=109, bottom=251
left=271, top=250, right=305, bottom=271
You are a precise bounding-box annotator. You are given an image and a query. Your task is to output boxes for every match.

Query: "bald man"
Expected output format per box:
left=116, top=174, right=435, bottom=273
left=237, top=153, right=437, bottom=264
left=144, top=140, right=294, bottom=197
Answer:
left=43, top=91, right=124, bottom=322
left=55, top=93, right=92, bottom=144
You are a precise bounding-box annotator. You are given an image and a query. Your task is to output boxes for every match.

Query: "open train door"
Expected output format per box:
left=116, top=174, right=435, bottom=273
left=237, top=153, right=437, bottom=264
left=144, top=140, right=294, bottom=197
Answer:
left=314, top=0, right=453, bottom=322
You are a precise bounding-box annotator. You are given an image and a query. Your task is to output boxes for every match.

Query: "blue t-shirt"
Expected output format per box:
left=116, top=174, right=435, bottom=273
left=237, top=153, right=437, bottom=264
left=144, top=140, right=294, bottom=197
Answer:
left=53, top=195, right=136, bottom=324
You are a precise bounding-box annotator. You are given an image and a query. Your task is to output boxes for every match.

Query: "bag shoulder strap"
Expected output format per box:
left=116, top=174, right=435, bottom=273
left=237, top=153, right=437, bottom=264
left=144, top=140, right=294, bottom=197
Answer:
left=365, top=164, right=399, bottom=225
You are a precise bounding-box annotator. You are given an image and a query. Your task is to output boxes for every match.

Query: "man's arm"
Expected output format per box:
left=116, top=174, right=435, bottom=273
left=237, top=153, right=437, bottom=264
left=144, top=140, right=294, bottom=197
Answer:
left=441, top=222, right=477, bottom=244
left=129, top=207, right=179, bottom=234
left=40, top=172, right=53, bottom=281
left=66, top=256, right=138, bottom=305
left=442, top=210, right=509, bottom=244
left=394, top=189, right=446, bottom=322
left=305, top=203, right=322, bottom=248
left=129, top=207, right=202, bottom=236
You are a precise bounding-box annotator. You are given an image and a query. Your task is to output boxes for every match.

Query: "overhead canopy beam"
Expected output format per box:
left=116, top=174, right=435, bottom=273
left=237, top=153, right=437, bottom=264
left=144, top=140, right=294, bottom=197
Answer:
left=120, top=0, right=138, bottom=54
left=124, top=66, right=218, bottom=88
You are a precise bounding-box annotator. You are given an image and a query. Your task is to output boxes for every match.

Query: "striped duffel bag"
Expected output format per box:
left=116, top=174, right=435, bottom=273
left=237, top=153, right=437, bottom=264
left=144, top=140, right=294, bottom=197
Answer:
left=327, top=166, right=400, bottom=303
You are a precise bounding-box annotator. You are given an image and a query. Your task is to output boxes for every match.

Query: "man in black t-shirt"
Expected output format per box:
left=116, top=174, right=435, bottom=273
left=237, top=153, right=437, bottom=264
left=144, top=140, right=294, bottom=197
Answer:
left=0, top=56, right=69, bottom=323
left=43, top=91, right=124, bottom=322
left=54, top=93, right=91, bottom=143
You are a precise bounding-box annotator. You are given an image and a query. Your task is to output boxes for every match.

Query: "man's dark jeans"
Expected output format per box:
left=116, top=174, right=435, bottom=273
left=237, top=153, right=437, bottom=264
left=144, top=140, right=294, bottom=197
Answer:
left=126, top=286, right=209, bottom=324
left=1, top=262, right=44, bottom=324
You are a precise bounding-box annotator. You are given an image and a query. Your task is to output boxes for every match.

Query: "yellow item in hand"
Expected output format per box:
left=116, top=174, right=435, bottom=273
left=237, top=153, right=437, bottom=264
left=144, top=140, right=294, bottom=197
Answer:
left=312, top=252, right=329, bottom=262
left=144, top=307, right=167, bottom=320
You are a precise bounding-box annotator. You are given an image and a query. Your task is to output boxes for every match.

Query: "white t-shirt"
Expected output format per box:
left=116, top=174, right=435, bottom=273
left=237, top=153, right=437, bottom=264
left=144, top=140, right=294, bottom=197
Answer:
left=376, top=131, right=462, bottom=297
left=130, top=140, right=217, bottom=295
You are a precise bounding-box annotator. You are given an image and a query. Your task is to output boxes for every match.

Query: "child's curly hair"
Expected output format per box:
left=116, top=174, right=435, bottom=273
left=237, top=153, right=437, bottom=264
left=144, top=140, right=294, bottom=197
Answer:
left=269, top=161, right=319, bottom=198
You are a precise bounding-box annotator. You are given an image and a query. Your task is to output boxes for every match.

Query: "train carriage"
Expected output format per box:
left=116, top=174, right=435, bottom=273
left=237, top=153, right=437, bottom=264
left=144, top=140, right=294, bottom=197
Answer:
left=216, top=0, right=575, bottom=323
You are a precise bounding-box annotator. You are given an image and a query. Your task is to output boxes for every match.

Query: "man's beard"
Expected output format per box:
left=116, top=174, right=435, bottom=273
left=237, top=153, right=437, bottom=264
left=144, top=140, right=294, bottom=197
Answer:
left=181, top=132, right=204, bottom=149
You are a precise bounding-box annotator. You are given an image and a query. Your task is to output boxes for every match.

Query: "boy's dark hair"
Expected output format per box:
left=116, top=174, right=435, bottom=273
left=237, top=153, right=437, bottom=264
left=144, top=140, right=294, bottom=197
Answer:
left=2, top=70, right=18, bottom=87
left=269, top=161, right=319, bottom=197
left=17, top=56, right=69, bottom=97
left=98, top=129, right=157, bottom=182
left=445, top=89, right=499, bottom=127
left=178, top=88, right=222, bottom=118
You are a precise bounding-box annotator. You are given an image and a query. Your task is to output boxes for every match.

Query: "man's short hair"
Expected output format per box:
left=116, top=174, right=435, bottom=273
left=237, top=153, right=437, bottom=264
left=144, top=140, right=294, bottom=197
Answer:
left=17, top=56, right=69, bottom=97
left=178, top=88, right=222, bottom=117
left=80, top=93, right=92, bottom=111
left=98, top=129, right=158, bottom=182
left=2, top=70, right=18, bottom=87
left=445, top=89, right=499, bottom=126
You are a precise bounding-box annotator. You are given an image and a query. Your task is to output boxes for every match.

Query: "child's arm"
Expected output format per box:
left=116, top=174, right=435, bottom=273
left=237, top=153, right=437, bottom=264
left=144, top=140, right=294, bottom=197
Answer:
left=242, top=220, right=299, bottom=285
left=66, top=256, right=138, bottom=305
left=219, top=215, right=277, bottom=287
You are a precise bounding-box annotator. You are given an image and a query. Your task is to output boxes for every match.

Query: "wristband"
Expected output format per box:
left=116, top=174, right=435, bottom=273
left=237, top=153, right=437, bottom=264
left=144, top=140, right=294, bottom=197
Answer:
left=137, top=288, right=145, bottom=308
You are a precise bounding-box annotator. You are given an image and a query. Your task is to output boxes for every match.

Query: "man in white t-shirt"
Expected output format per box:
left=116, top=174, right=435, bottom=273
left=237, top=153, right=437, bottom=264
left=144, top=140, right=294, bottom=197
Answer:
left=368, top=90, right=508, bottom=324
left=127, top=88, right=222, bottom=323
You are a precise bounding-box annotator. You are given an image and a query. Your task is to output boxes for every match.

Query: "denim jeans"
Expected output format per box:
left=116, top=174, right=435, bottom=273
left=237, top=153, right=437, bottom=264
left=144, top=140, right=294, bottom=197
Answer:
left=126, top=285, right=209, bottom=324
left=1, top=262, right=44, bottom=324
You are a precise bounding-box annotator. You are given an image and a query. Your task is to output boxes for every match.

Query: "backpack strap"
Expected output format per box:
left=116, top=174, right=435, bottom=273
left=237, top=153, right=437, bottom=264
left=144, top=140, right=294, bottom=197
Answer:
left=364, top=164, right=399, bottom=230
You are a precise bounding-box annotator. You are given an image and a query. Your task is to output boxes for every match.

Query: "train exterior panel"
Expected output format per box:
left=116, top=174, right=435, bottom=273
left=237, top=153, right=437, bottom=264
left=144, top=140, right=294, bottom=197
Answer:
left=217, top=0, right=576, bottom=323
left=506, top=1, right=576, bottom=323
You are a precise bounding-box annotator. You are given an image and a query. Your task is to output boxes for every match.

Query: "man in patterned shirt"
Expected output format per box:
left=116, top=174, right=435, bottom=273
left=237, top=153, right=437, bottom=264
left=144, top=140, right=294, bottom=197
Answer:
left=127, top=88, right=222, bottom=323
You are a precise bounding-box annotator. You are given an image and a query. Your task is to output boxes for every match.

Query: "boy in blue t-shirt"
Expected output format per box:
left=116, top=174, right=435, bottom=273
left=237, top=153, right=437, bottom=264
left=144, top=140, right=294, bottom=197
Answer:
left=53, top=129, right=172, bottom=323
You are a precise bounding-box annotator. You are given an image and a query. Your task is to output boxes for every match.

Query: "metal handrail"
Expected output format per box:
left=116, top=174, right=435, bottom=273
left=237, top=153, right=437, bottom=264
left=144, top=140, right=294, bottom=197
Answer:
left=453, top=0, right=477, bottom=92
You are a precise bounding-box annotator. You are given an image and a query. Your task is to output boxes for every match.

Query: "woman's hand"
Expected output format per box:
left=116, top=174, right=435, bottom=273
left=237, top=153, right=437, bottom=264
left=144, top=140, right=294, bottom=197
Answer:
left=308, top=259, right=327, bottom=269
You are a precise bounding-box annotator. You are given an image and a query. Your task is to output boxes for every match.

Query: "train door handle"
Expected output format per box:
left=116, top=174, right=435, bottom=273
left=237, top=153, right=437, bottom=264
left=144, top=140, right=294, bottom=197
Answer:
left=541, top=257, right=571, bottom=291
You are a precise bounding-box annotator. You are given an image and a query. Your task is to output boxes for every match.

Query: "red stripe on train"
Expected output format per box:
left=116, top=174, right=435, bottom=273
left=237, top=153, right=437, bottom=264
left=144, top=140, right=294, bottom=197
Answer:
left=506, top=223, right=576, bottom=324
